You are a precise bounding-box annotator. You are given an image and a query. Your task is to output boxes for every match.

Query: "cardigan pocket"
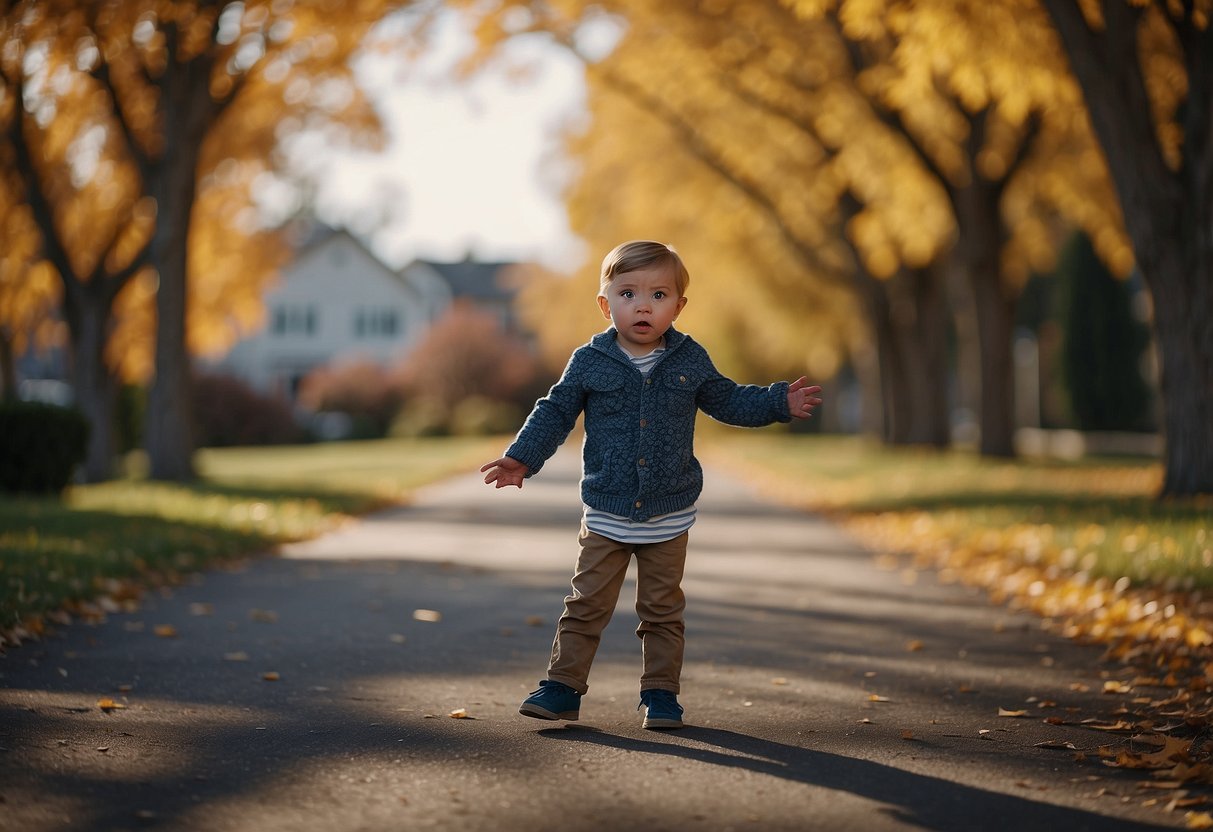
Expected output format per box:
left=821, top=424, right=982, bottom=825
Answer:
left=660, top=369, right=697, bottom=418
left=585, top=377, right=627, bottom=416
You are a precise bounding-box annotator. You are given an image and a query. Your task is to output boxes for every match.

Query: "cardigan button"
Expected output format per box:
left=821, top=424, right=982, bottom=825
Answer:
left=639, top=419, right=647, bottom=427
left=638, top=458, right=646, bottom=466
left=635, top=500, right=642, bottom=508
left=679, top=375, right=686, bottom=383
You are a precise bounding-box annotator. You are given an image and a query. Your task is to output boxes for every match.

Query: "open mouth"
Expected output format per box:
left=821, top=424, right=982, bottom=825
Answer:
left=634, top=321, right=652, bottom=331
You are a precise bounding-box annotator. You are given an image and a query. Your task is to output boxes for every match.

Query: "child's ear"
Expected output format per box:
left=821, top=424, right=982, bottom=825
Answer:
left=674, top=296, right=688, bottom=318
left=597, top=295, right=612, bottom=320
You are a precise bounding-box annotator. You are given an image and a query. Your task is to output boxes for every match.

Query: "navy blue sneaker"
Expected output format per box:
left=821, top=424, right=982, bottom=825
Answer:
left=639, top=689, right=684, bottom=729
left=519, top=680, right=581, bottom=721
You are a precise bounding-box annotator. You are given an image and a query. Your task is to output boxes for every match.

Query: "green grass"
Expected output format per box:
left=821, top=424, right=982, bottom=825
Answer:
left=0, top=436, right=500, bottom=630
left=701, top=431, right=1213, bottom=589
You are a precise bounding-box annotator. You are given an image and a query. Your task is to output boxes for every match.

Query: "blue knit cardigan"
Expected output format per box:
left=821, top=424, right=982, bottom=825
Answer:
left=505, top=327, right=791, bottom=521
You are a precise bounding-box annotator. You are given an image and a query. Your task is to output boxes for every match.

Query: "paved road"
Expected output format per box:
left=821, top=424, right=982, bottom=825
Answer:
left=0, top=447, right=1181, bottom=831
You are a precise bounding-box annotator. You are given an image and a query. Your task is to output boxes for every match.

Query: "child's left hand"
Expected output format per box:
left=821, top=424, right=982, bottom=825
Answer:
left=787, top=377, right=823, bottom=420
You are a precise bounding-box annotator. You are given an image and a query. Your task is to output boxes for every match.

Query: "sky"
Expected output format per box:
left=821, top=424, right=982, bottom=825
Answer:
left=292, top=9, right=590, bottom=271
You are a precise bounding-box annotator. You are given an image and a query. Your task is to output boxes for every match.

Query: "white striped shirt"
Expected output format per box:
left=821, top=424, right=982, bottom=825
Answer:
left=582, top=343, right=698, bottom=544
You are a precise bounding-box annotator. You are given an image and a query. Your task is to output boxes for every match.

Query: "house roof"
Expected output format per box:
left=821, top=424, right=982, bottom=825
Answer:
left=414, top=259, right=518, bottom=302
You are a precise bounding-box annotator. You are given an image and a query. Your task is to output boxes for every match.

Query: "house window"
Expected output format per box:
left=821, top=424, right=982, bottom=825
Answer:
left=271, top=305, right=319, bottom=337
left=354, top=307, right=400, bottom=338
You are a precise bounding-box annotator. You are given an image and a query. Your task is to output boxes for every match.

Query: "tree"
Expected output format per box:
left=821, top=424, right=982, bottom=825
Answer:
left=1038, top=0, right=1212, bottom=496
left=453, top=0, right=1125, bottom=454
left=1, top=0, right=414, bottom=480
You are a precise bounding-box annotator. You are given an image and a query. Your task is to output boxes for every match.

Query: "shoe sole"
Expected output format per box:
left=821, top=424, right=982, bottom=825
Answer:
left=519, top=703, right=579, bottom=721
left=642, top=715, right=684, bottom=729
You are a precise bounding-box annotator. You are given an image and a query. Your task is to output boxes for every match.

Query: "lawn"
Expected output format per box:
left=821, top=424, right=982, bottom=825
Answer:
left=701, top=431, right=1213, bottom=697
left=0, top=436, right=500, bottom=637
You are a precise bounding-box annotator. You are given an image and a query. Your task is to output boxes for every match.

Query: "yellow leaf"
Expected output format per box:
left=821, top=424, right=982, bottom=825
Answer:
left=97, top=698, right=126, bottom=711
left=1103, top=680, right=1132, bottom=694
left=1185, top=811, right=1213, bottom=829
left=262, top=672, right=280, bottom=681
left=413, top=609, right=442, bottom=623
left=868, top=694, right=891, bottom=702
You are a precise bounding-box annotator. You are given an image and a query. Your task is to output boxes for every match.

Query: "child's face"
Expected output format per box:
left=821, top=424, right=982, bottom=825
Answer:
left=597, top=265, right=687, bottom=356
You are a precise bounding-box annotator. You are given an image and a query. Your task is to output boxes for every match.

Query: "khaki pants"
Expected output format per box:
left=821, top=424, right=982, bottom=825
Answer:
left=546, top=526, right=689, bottom=695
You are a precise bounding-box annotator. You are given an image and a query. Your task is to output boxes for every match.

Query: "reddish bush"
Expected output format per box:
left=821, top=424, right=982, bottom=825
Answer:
left=395, top=301, right=540, bottom=412
left=192, top=372, right=303, bottom=447
left=296, top=359, right=403, bottom=438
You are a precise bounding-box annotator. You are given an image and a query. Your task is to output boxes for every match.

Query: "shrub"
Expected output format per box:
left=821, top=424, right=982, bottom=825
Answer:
left=192, top=372, right=303, bottom=447
left=297, top=360, right=403, bottom=439
left=0, top=401, right=89, bottom=494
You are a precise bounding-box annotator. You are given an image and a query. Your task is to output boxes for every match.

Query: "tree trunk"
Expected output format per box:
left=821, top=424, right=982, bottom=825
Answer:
left=64, top=285, right=117, bottom=482
left=887, top=265, right=951, bottom=447
left=0, top=329, right=15, bottom=402
left=1040, top=0, right=1213, bottom=495
left=144, top=48, right=214, bottom=482
left=953, top=173, right=1017, bottom=458
left=855, top=267, right=951, bottom=447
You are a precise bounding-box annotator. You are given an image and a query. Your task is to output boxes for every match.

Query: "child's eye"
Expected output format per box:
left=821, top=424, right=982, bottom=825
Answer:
left=654, top=291, right=665, bottom=300
left=621, top=290, right=634, bottom=299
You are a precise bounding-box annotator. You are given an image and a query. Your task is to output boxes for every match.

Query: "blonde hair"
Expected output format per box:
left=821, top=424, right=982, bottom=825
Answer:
left=599, top=240, right=690, bottom=296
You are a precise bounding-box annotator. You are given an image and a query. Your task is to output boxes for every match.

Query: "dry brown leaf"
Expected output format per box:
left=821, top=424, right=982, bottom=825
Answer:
left=906, top=640, right=924, bottom=652
left=998, top=708, right=1028, bottom=718
left=901, top=729, right=915, bottom=740
left=524, top=616, right=544, bottom=627
left=1034, top=740, right=1077, bottom=750
left=1104, top=680, right=1133, bottom=694
left=262, top=672, right=280, bottom=681
left=413, top=609, right=442, bottom=623
left=153, top=625, right=178, bottom=638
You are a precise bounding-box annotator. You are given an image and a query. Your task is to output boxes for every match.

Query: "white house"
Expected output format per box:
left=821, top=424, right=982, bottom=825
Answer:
left=212, top=227, right=526, bottom=399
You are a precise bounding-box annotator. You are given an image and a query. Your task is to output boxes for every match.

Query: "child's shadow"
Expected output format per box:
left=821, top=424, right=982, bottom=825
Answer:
left=537, top=725, right=1161, bottom=832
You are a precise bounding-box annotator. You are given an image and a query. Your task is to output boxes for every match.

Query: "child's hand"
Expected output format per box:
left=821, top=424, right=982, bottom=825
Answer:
left=787, top=377, right=823, bottom=420
left=480, top=456, right=529, bottom=489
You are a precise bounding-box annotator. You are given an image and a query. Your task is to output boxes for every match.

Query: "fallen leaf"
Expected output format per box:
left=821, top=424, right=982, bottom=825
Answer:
left=901, top=729, right=915, bottom=741
left=96, top=746, right=110, bottom=753
left=1185, top=811, right=1213, bottom=829
left=249, top=609, right=278, bottom=623
left=449, top=708, right=471, bottom=719
left=905, top=640, right=924, bottom=652
left=389, top=634, right=407, bottom=644
left=189, top=603, right=214, bottom=616
left=413, top=609, right=442, bottom=623
left=868, top=694, right=891, bottom=703
left=1104, top=680, right=1133, bottom=694
left=223, top=652, right=250, bottom=662
left=1034, top=740, right=1078, bottom=750
left=262, top=672, right=280, bottom=681
left=524, top=616, right=544, bottom=627
left=153, top=625, right=178, bottom=638
left=998, top=708, right=1028, bottom=718
left=97, top=698, right=126, bottom=712
left=771, top=677, right=789, bottom=686
left=858, top=718, right=874, bottom=724
left=1070, top=683, right=1091, bottom=693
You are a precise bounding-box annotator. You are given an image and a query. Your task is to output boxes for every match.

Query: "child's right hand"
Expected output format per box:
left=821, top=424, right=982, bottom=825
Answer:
left=480, top=456, right=529, bottom=489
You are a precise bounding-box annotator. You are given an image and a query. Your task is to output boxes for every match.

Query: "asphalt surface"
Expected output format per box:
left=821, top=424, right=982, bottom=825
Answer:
left=0, top=446, right=1186, bottom=831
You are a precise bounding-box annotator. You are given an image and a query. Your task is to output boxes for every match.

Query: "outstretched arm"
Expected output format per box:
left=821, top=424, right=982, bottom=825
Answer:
left=480, top=456, right=529, bottom=489
left=787, top=377, right=823, bottom=420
